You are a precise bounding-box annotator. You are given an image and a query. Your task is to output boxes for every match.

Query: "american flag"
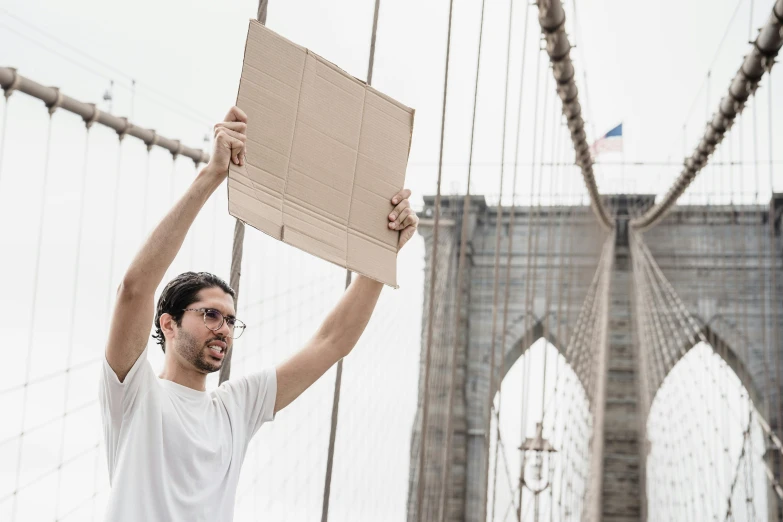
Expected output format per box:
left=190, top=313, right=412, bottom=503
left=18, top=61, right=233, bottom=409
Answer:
left=590, top=123, right=623, bottom=157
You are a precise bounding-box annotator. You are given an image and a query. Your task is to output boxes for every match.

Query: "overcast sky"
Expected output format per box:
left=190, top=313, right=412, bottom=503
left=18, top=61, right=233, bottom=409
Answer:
left=0, top=0, right=780, bottom=520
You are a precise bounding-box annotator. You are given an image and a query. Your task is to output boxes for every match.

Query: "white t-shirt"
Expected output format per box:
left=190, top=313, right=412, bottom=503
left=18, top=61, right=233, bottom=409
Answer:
left=99, top=346, right=277, bottom=522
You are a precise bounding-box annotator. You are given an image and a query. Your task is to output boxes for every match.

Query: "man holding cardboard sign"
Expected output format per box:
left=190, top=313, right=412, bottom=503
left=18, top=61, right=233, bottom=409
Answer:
left=98, top=106, right=418, bottom=521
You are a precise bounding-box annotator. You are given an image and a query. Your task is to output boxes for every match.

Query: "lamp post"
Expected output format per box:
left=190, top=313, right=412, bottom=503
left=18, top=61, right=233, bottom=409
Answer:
left=519, top=422, right=557, bottom=521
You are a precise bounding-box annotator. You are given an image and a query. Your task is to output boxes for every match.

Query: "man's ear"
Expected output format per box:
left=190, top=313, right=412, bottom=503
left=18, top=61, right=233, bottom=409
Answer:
left=160, top=313, right=177, bottom=340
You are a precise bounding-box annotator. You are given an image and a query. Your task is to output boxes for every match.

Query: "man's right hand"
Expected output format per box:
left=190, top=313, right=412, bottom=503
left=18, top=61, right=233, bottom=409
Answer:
left=106, top=105, right=248, bottom=381
left=204, top=106, right=248, bottom=180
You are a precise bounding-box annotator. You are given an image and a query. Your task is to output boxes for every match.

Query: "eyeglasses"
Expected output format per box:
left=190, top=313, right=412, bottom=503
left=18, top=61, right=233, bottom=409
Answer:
left=182, top=308, right=246, bottom=339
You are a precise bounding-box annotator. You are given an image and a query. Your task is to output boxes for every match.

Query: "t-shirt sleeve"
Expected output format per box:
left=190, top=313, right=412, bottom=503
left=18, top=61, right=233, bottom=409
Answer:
left=216, top=367, right=277, bottom=441
left=99, top=346, right=156, bottom=478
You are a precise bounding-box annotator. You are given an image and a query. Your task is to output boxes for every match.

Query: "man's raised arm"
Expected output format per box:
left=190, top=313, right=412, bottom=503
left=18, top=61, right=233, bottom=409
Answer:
left=274, top=189, right=419, bottom=413
left=105, top=107, right=247, bottom=381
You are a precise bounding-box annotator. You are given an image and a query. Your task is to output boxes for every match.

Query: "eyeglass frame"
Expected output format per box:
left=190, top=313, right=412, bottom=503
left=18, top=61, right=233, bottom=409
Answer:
left=182, top=308, right=247, bottom=339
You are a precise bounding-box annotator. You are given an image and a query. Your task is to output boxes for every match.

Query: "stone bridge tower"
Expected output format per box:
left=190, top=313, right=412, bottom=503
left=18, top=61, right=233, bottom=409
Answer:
left=407, top=194, right=783, bottom=521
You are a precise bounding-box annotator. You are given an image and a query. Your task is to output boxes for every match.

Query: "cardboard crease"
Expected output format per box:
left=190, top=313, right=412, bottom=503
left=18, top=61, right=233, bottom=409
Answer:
left=227, top=20, right=414, bottom=288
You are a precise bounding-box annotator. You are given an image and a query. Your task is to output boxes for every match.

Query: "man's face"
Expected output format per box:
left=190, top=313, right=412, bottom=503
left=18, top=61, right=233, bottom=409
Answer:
left=170, top=287, right=236, bottom=374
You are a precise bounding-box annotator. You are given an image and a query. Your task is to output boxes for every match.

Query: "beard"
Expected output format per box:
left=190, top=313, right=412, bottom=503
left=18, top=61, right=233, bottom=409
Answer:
left=176, top=329, right=223, bottom=374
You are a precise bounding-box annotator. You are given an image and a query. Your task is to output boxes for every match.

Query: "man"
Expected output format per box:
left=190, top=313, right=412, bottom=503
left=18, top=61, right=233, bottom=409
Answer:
left=99, top=106, right=419, bottom=521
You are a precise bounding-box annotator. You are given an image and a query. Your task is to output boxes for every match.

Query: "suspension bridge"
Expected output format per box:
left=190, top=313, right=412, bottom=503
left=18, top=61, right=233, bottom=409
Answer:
left=0, top=0, right=782, bottom=520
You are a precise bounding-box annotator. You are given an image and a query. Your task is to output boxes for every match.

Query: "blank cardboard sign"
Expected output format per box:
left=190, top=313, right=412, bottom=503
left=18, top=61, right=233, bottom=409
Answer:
left=227, top=20, right=415, bottom=287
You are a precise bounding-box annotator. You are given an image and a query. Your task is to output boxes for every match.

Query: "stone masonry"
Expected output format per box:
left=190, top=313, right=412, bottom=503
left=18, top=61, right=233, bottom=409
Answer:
left=408, top=194, right=783, bottom=521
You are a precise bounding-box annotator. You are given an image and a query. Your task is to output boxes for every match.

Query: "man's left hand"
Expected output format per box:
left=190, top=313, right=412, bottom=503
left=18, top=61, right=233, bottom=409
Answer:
left=388, top=189, right=419, bottom=250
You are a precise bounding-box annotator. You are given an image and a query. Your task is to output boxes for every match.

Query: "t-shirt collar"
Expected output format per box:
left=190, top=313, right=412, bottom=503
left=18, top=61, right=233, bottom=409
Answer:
left=158, top=378, right=211, bottom=400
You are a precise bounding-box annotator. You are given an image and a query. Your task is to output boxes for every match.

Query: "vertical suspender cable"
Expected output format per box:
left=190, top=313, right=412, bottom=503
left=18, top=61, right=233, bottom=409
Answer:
left=416, top=0, right=456, bottom=519
left=0, top=93, right=9, bottom=187
left=517, top=45, right=544, bottom=522
left=438, top=0, right=488, bottom=519
left=54, top=124, right=93, bottom=516
left=491, top=4, right=532, bottom=519
left=321, top=1, right=382, bottom=519
left=754, top=81, right=775, bottom=494
left=11, top=95, right=59, bottom=521
left=106, top=136, right=126, bottom=315
left=768, top=71, right=782, bottom=478
left=220, top=0, right=269, bottom=385
left=537, top=75, right=557, bottom=418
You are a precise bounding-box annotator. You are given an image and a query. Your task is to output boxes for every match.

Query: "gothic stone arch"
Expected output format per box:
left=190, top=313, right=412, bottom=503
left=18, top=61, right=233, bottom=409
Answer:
left=407, top=194, right=782, bottom=522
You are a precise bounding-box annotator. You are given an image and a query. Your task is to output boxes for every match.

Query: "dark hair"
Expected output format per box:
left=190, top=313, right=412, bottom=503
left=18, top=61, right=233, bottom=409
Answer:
left=153, top=272, right=236, bottom=353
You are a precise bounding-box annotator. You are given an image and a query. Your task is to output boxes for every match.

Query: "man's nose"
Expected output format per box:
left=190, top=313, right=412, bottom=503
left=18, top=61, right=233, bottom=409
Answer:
left=216, top=319, right=231, bottom=339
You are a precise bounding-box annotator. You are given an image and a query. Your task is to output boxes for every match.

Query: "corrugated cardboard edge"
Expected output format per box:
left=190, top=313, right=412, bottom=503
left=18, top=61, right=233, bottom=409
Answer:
left=228, top=19, right=415, bottom=289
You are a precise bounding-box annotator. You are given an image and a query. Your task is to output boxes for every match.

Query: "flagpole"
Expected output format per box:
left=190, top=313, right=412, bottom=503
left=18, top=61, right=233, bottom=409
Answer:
left=621, top=121, right=625, bottom=194
left=591, top=123, right=623, bottom=194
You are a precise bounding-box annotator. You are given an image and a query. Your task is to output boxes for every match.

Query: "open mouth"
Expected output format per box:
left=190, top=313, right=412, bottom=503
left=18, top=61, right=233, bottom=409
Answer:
left=207, top=342, right=227, bottom=359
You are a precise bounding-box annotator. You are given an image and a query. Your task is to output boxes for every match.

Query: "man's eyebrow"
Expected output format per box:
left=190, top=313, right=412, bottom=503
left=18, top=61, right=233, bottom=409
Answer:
left=220, top=309, right=237, bottom=320
left=204, top=306, right=236, bottom=319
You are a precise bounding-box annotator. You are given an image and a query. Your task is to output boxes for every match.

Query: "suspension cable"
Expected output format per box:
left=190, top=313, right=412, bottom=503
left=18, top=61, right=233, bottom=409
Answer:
left=0, top=93, right=9, bottom=186
left=535, top=0, right=613, bottom=229
left=631, top=0, right=783, bottom=231
left=555, top=138, right=581, bottom=520
left=0, top=68, right=208, bottom=165
left=516, top=43, right=544, bottom=521
left=540, top=112, right=564, bottom=522
left=415, top=0, right=456, bottom=518
left=769, top=67, right=782, bottom=481
left=438, top=0, right=489, bottom=514
left=321, top=2, right=383, bottom=519
left=53, top=122, right=93, bottom=515
left=10, top=98, right=58, bottom=521
left=490, top=2, right=530, bottom=519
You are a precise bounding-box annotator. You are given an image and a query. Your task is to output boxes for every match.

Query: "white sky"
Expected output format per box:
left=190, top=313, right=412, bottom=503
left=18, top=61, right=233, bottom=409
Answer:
left=1, top=0, right=780, bottom=202
left=0, top=0, right=780, bottom=520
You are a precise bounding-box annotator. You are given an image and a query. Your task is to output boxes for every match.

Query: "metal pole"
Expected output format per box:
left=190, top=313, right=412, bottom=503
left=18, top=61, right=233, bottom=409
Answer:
left=320, top=271, right=351, bottom=522
left=0, top=67, right=208, bottom=165
left=219, top=0, right=269, bottom=385
left=218, top=219, right=246, bottom=384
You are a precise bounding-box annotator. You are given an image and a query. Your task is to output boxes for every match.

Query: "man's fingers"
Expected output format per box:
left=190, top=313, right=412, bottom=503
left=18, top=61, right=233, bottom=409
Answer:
left=391, top=188, right=412, bottom=205
left=402, top=212, right=419, bottom=229
left=388, top=199, right=410, bottom=222
left=398, top=225, right=417, bottom=249
left=215, top=120, right=247, bottom=165
left=399, top=212, right=419, bottom=231
left=219, top=129, right=247, bottom=164
left=214, top=121, right=247, bottom=134
left=389, top=207, right=413, bottom=230
left=213, top=127, right=246, bottom=144
left=210, top=108, right=249, bottom=170
left=399, top=215, right=419, bottom=248
left=224, top=106, right=248, bottom=123
left=216, top=131, right=246, bottom=166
